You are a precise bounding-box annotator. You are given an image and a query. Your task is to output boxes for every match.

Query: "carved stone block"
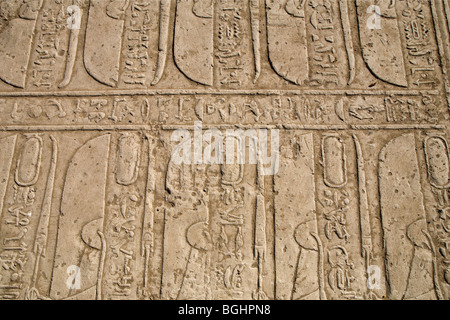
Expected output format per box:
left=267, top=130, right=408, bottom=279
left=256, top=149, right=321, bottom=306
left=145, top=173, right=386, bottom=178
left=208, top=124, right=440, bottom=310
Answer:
left=0, top=0, right=449, bottom=300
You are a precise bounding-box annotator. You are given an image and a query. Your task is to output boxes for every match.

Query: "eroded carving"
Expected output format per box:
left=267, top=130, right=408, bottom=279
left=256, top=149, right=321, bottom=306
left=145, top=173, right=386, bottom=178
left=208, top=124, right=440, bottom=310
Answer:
left=84, top=0, right=129, bottom=87
left=275, top=134, right=326, bottom=300
left=266, top=0, right=309, bottom=85
left=356, top=0, right=408, bottom=87
left=152, top=0, right=172, bottom=86
left=0, top=0, right=447, bottom=301
left=115, top=133, right=141, bottom=186
left=174, top=0, right=214, bottom=86
left=0, top=0, right=43, bottom=88
left=322, top=135, right=347, bottom=188
left=15, top=134, right=42, bottom=187
left=50, top=135, right=110, bottom=300
left=379, top=134, right=442, bottom=299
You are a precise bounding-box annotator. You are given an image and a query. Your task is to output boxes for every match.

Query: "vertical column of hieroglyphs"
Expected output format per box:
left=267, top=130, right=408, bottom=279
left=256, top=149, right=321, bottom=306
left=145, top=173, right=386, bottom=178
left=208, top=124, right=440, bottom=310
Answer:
left=316, top=133, right=366, bottom=299
left=215, top=0, right=253, bottom=87
left=119, top=1, right=159, bottom=87
left=161, top=129, right=260, bottom=300
left=305, top=0, right=350, bottom=87
left=0, top=135, right=19, bottom=299
left=396, top=0, right=442, bottom=88
left=422, top=133, right=450, bottom=299
left=207, top=136, right=259, bottom=300
left=440, top=0, right=450, bottom=107
left=100, top=133, right=146, bottom=300
left=27, top=0, right=68, bottom=90
left=0, top=134, right=56, bottom=300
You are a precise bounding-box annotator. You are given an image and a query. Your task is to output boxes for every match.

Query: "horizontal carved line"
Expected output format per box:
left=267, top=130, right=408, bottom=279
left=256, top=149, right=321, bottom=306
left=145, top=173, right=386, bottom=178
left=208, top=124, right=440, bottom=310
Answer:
left=350, top=124, right=446, bottom=130
left=0, top=124, right=445, bottom=132
left=0, top=89, right=441, bottom=98
left=162, top=124, right=445, bottom=131
left=0, top=125, right=153, bottom=131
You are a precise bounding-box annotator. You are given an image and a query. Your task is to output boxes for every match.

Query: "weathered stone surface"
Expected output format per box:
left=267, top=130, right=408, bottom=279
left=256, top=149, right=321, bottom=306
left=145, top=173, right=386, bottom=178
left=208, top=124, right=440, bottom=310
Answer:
left=0, top=0, right=449, bottom=300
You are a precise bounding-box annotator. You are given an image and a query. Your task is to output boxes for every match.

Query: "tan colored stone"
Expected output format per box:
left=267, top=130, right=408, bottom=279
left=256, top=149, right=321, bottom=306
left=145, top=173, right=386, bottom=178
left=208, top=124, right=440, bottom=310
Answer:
left=0, top=0, right=448, bottom=300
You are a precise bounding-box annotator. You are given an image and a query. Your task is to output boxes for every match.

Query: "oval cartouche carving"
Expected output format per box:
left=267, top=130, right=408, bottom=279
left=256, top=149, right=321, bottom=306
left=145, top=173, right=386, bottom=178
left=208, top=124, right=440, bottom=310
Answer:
left=15, top=135, right=42, bottom=187
left=425, top=136, right=450, bottom=188
left=322, top=135, right=347, bottom=188
left=115, top=134, right=141, bottom=186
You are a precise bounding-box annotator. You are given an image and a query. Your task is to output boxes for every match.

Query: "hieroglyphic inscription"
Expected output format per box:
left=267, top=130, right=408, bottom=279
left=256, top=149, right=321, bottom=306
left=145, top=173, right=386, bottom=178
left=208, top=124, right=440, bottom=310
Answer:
left=0, top=0, right=449, bottom=300
left=121, top=1, right=153, bottom=86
